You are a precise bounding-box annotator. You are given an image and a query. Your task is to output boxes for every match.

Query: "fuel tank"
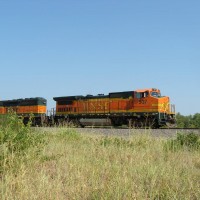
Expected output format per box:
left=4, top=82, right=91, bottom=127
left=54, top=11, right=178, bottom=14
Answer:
left=80, top=118, right=112, bottom=126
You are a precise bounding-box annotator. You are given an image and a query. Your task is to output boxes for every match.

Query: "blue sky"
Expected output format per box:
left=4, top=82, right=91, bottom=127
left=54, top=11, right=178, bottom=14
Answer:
left=0, top=0, right=199, bottom=115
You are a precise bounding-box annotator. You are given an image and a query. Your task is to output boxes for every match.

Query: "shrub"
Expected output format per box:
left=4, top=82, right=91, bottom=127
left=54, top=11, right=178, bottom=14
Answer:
left=0, top=112, right=45, bottom=173
left=165, top=132, right=200, bottom=151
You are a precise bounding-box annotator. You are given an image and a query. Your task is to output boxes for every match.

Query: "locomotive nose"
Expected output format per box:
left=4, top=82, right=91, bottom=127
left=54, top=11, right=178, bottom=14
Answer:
left=157, top=96, right=170, bottom=113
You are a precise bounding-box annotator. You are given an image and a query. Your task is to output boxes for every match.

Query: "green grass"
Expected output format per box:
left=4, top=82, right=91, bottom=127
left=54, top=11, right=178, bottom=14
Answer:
left=0, top=118, right=200, bottom=199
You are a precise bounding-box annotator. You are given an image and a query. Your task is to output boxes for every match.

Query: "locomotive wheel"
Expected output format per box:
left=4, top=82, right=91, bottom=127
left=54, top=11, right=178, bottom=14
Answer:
left=128, top=118, right=160, bottom=129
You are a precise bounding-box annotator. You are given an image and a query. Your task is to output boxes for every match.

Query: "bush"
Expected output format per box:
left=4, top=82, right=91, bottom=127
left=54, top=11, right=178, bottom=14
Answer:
left=165, top=132, right=200, bottom=151
left=0, top=112, right=45, bottom=173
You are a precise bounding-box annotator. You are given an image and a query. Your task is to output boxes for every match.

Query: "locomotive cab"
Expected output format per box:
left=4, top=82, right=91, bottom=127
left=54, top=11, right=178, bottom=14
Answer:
left=134, top=88, right=176, bottom=127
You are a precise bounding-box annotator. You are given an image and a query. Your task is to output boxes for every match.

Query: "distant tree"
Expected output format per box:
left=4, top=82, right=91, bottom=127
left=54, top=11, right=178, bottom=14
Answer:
left=192, top=113, right=200, bottom=128
left=176, top=113, right=200, bottom=128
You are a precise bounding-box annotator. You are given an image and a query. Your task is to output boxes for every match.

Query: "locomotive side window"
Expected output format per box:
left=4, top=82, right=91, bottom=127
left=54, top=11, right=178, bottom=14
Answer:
left=142, top=91, right=149, bottom=98
left=136, top=92, right=148, bottom=99
left=136, top=92, right=141, bottom=99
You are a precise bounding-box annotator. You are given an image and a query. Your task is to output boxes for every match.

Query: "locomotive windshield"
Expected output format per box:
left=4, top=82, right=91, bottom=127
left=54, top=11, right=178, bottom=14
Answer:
left=151, top=92, right=161, bottom=98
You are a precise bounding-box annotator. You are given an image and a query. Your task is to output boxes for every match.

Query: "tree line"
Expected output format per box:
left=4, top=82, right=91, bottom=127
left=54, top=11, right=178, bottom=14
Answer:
left=176, top=113, right=200, bottom=128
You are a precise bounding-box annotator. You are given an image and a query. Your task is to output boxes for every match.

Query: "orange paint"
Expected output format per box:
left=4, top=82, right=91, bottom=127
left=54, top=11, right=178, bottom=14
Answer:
left=3, top=105, right=46, bottom=115
left=0, top=107, right=5, bottom=114
left=55, top=88, right=175, bottom=116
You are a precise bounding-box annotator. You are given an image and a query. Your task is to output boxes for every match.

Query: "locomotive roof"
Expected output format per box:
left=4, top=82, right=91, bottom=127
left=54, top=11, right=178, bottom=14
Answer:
left=0, top=97, right=47, bottom=106
left=53, top=91, right=135, bottom=101
left=109, top=91, right=134, bottom=98
left=0, top=97, right=46, bottom=102
left=53, top=95, right=109, bottom=101
left=53, top=96, right=84, bottom=101
left=136, top=88, right=160, bottom=92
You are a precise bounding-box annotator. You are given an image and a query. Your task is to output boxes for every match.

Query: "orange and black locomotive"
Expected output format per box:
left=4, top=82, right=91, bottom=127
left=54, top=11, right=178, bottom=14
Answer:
left=53, top=88, right=176, bottom=128
left=0, top=88, right=176, bottom=128
left=0, top=97, right=47, bottom=125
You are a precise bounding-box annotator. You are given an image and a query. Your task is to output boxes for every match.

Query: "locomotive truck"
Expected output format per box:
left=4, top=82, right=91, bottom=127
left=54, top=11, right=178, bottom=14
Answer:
left=0, top=88, right=176, bottom=128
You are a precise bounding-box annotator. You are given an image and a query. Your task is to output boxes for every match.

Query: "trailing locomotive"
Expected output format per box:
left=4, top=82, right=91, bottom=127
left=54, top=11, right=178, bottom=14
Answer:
left=53, top=88, right=176, bottom=128
left=0, top=97, right=47, bottom=125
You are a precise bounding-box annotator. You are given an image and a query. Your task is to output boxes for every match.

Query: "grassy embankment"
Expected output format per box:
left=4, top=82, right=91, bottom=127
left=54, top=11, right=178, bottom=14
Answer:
left=1, top=113, right=200, bottom=199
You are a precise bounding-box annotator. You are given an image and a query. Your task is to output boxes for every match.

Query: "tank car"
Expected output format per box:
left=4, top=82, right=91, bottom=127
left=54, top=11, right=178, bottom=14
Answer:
left=53, top=88, right=176, bottom=128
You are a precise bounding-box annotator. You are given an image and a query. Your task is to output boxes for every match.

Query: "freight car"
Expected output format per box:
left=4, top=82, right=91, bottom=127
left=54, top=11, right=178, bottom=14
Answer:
left=0, top=97, right=47, bottom=126
left=53, top=88, right=176, bottom=128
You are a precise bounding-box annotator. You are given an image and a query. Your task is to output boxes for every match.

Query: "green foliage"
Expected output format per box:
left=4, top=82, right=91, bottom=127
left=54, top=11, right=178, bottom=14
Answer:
left=176, top=112, right=200, bottom=128
left=0, top=112, right=45, bottom=173
left=165, top=132, right=200, bottom=151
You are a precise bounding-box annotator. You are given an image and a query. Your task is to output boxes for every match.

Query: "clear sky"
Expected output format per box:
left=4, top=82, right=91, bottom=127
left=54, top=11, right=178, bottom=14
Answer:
left=0, top=0, right=199, bottom=115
